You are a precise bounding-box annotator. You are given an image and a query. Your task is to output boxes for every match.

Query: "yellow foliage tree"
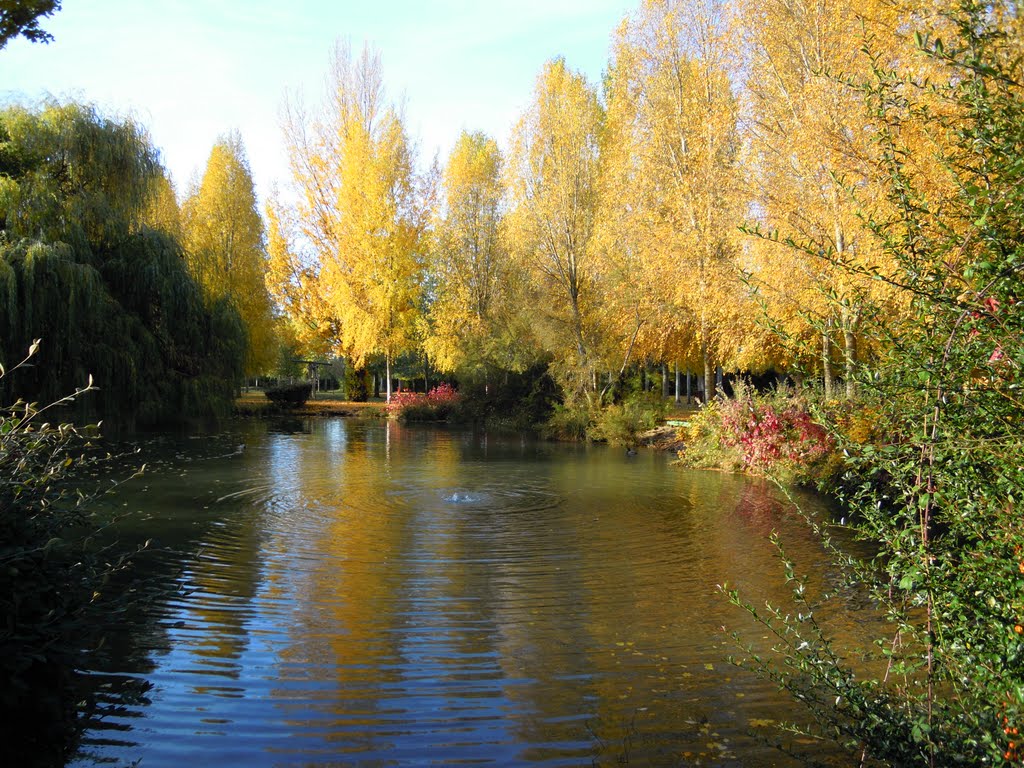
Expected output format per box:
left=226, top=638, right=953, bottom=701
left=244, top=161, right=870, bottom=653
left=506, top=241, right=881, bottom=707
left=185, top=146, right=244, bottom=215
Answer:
left=426, top=130, right=528, bottom=378
left=738, top=0, right=911, bottom=397
left=264, top=195, right=336, bottom=361
left=275, top=42, right=431, bottom=400
left=182, top=132, right=277, bottom=376
left=505, top=57, right=604, bottom=398
left=602, top=0, right=747, bottom=399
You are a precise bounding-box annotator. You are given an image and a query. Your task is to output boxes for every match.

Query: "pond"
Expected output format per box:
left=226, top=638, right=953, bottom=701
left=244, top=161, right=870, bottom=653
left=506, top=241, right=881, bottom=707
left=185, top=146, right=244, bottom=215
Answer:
left=69, top=418, right=865, bottom=767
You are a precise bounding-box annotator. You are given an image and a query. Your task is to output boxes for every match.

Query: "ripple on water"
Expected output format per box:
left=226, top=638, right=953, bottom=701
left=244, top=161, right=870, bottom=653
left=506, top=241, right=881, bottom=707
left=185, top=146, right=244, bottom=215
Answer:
left=72, top=422, right=861, bottom=768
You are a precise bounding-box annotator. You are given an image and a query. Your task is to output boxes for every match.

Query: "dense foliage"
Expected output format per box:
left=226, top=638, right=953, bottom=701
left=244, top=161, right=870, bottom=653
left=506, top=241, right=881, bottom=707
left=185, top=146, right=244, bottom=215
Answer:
left=264, top=0, right=968, bottom=412
left=264, top=381, right=312, bottom=407
left=720, top=3, right=1024, bottom=764
left=0, top=344, right=139, bottom=765
left=0, top=103, right=246, bottom=426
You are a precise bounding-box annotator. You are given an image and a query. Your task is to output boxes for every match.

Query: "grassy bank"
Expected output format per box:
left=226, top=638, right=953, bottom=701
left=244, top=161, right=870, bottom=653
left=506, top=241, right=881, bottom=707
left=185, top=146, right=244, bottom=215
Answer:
left=234, top=389, right=386, bottom=418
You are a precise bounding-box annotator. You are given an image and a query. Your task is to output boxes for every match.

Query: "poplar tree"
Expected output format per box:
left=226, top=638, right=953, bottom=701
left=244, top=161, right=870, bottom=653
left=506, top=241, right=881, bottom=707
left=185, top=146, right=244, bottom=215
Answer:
left=183, top=132, right=277, bottom=376
left=738, top=0, right=909, bottom=396
left=427, top=130, right=527, bottom=378
left=506, top=58, right=603, bottom=398
left=602, top=0, right=745, bottom=399
left=275, top=42, right=430, bottom=401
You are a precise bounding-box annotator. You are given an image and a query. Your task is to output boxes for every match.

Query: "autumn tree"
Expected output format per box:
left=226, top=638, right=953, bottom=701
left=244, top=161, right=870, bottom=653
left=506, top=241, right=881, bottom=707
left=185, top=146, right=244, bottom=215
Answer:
left=601, top=0, right=745, bottom=399
left=426, top=130, right=532, bottom=379
left=592, top=31, right=680, bottom=395
left=273, top=42, right=430, bottom=400
left=183, top=132, right=277, bottom=376
left=506, top=57, right=604, bottom=398
left=264, top=193, right=335, bottom=361
left=738, top=0, right=912, bottom=397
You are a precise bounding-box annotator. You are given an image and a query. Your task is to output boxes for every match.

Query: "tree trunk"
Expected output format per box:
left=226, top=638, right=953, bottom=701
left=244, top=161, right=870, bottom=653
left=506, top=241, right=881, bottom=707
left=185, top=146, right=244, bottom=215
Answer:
left=842, top=304, right=859, bottom=399
left=822, top=328, right=835, bottom=400
left=674, top=364, right=681, bottom=404
left=661, top=363, right=669, bottom=399
left=702, top=341, right=715, bottom=403
left=385, top=356, right=393, bottom=403
left=685, top=369, right=692, bottom=404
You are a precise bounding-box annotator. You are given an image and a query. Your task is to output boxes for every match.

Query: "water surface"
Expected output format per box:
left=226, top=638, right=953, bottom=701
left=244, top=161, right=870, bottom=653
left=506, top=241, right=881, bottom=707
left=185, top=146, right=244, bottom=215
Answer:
left=72, top=418, right=864, bottom=766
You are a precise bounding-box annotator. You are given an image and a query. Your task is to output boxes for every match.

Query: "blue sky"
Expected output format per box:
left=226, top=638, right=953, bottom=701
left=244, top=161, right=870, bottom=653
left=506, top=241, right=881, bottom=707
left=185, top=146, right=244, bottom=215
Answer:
left=0, top=0, right=635, bottom=202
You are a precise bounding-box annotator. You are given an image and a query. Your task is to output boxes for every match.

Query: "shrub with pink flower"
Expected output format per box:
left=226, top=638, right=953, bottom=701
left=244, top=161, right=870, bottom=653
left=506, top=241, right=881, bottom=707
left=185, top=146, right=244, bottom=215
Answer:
left=681, top=385, right=836, bottom=483
left=719, top=396, right=833, bottom=471
left=386, top=383, right=461, bottom=421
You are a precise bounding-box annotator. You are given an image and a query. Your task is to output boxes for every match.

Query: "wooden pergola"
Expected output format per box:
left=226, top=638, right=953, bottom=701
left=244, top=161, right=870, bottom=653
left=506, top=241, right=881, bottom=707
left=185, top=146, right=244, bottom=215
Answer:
left=291, top=359, right=337, bottom=393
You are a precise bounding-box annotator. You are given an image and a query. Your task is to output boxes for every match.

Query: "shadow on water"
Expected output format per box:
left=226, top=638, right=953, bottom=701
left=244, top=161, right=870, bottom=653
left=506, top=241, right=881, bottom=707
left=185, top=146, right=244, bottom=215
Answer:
left=52, top=419, right=876, bottom=767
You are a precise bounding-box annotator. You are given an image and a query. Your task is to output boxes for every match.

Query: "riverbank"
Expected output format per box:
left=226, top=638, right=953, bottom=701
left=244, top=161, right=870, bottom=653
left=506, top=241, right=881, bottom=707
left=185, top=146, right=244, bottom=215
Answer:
left=236, top=389, right=696, bottom=452
left=234, top=390, right=385, bottom=418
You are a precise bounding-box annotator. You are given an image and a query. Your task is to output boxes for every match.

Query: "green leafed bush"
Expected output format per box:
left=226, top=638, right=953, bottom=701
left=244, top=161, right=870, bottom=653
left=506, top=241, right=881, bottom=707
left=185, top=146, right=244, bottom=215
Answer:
left=726, top=4, right=1024, bottom=764
left=0, top=343, right=142, bottom=765
left=264, top=382, right=313, bottom=407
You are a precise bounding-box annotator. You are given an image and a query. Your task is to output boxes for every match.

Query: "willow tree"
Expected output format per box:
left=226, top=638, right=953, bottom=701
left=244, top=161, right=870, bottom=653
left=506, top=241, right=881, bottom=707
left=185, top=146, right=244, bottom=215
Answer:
left=273, top=42, right=430, bottom=400
left=183, top=133, right=277, bottom=376
left=602, top=0, right=745, bottom=399
left=426, top=130, right=529, bottom=379
left=505, top=58, right=603, bottom=398
left=0, top=102, right=244, bottom=425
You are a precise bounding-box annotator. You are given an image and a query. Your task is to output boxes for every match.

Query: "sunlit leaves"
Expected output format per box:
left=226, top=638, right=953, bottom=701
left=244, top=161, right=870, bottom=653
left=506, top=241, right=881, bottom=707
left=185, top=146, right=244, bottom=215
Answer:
left=425, top=131, right=523, bottom=376
left=275, top=42, right=431, bottom=397
left=600, top=0, right=747, bottom=395
left=506, top=58, right=603, bottom=397
left=183, top=133, right=277, bottom=376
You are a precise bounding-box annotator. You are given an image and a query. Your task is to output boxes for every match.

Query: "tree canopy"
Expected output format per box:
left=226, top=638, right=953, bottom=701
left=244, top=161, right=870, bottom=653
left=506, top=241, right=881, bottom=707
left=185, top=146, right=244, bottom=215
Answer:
left=269, top=42, right=432, bottom=400
left=183, top=132, right=278, bottom=377
left=0, top=102, right=245, bottom=426
left=0, top=0, right=61, bottom=49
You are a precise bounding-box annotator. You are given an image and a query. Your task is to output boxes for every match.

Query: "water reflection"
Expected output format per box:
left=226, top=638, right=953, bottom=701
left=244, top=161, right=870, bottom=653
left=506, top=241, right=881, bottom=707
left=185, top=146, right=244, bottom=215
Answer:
left=71, top=420, right=864, bottom=767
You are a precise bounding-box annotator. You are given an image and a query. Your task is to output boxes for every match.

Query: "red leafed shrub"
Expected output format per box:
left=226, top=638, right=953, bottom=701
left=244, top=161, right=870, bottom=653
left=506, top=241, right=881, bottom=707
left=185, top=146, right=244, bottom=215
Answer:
left=719, top=396, right=833, bottom=471
left=425, top=382, right=458, bottom=405
left=681, top=385, right=837, bottom=484
left=386, top=390, right=426, bottom=414
left=386, top=384, right=460, bottom=421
